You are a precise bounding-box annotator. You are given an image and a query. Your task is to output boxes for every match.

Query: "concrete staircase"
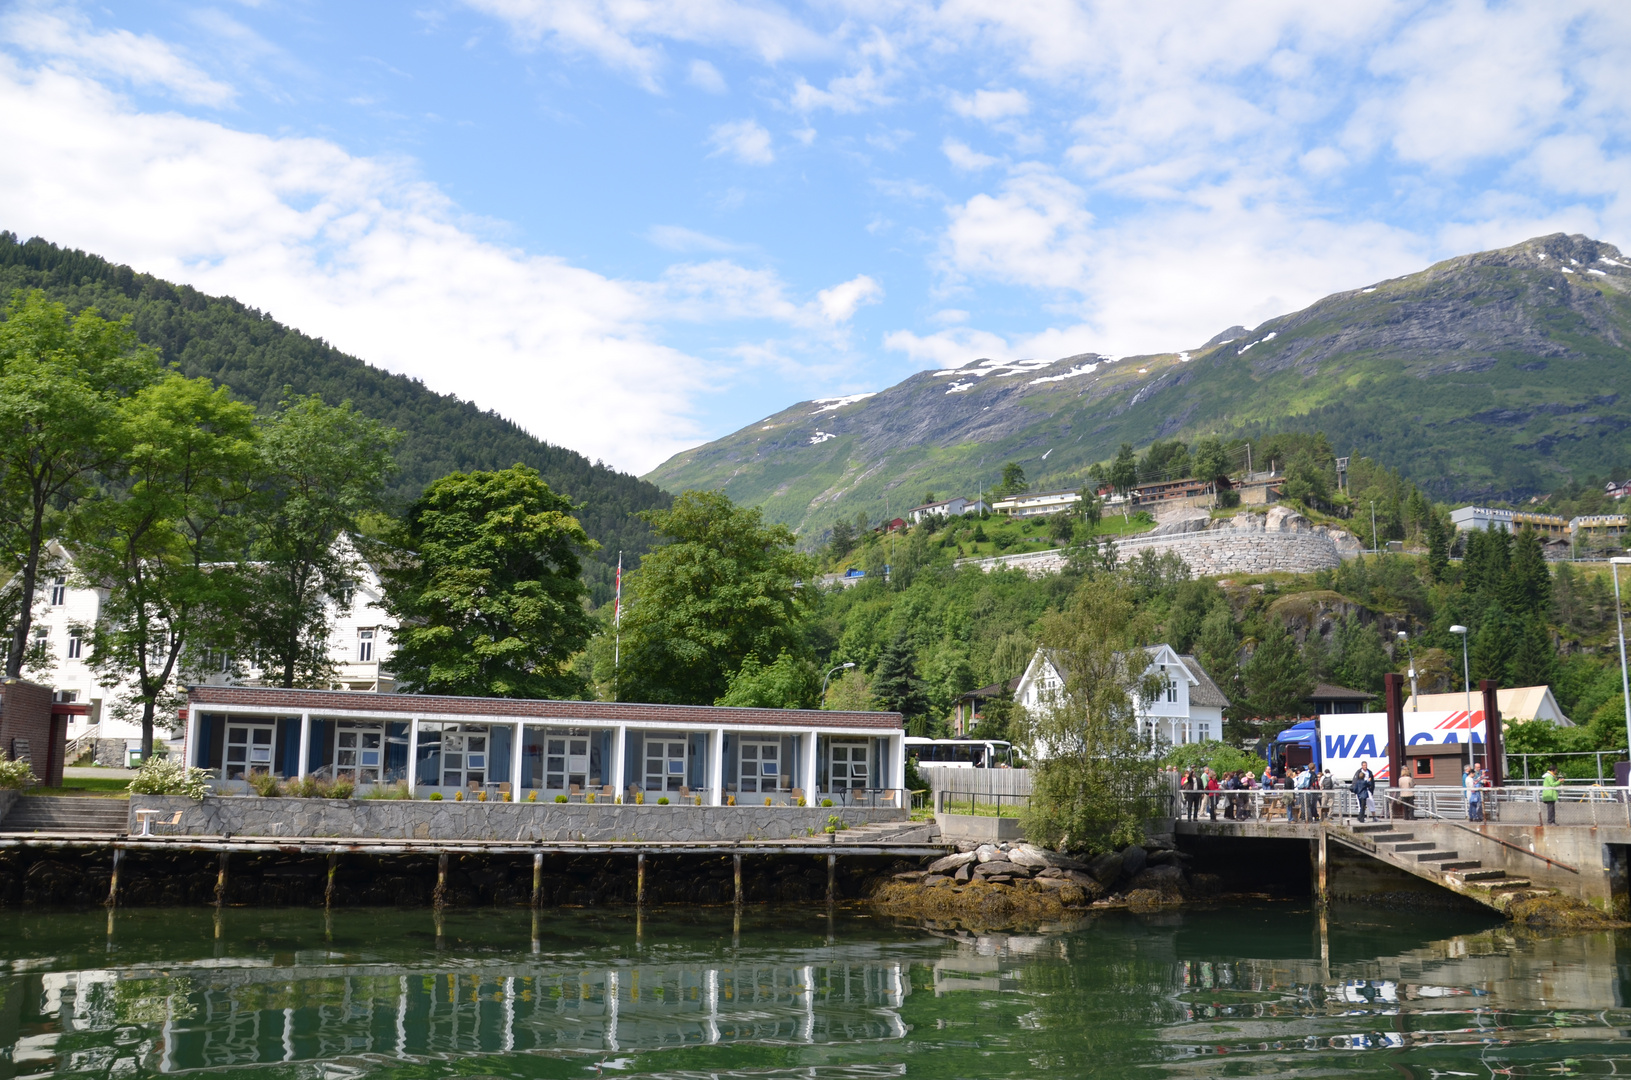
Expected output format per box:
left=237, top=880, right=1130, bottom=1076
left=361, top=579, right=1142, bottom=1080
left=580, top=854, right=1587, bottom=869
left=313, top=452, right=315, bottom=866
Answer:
left=1334, top=821, right=1540, bottom=909
left=0, top=796, right=129, bottom=836
left=834, top=820, right=944, bottom=845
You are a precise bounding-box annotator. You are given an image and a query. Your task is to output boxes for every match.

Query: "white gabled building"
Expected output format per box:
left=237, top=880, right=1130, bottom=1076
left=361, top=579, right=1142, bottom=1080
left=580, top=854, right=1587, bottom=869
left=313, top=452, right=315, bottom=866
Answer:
left=905, top=496, right=990, bottom=524
left=14, top=539, right=396, bottom=765
left=1014, top=643, right=1230, bottom=755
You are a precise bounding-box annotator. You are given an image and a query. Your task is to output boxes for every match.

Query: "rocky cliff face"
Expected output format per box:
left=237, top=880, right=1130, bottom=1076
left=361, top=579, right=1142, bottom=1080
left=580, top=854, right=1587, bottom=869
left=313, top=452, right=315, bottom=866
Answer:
left=646, top=234, right=1631, bottom=538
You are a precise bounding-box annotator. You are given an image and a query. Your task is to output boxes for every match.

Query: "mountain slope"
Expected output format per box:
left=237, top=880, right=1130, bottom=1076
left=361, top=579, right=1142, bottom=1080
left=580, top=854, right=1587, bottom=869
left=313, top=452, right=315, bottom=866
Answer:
left=646, top=234, right=1631, bottom=538
left=0, top=232, right=670, bottom=601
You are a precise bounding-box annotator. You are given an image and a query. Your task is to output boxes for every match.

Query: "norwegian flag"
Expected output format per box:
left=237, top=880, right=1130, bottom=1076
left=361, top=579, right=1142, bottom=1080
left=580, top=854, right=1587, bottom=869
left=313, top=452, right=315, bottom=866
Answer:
left=614, top=552, right=623, bottom=626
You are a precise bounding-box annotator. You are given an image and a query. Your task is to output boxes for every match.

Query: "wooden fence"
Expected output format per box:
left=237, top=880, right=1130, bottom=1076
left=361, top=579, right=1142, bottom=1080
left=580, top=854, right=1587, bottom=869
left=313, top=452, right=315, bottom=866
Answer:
left=918, top=767, right=1032, bottom=803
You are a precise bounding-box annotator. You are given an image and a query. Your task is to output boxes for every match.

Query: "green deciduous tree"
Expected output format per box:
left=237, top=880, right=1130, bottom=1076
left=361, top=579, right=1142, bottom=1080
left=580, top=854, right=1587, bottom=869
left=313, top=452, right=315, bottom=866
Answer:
left=614, top=490, right=811, bottom=705
left=995, top=462, right=1029, bottom=499
left=1331, top=613, right=1391, bottom=694
left=73, top=374, right=259, bottom=759
left=241, top=395, right=399, bottom=688
left=827, top=517, right=856, bottom=560
left=1019, top=576, right=1162, bottom=853
left=381, top=465, right=596, bottom=699
left=0, top=291, right=159, bottom=678
left=716, top=651, right=820, bottom=709
left=1107, top=443, right=1139, bottom=516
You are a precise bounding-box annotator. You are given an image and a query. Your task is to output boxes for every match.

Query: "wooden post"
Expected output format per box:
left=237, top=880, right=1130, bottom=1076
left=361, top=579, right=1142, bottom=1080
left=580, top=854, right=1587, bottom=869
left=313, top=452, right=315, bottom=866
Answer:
left=1480, top=679, right=1504, bottom=789
left=531, top=853, right=543, bottom=908
left=433, top=852, right=449, bottom=910
left=214, top=851, right=229, bottom=908
left=1313, top=831, right=1328, bottom=905
left=104, top=847, right=123, bottom=908
left=1383, top=672, right=1405, bottom=803
left=733, top=853, right=742, bottom=906
left=325, top=852, right=339, bottom=909
left=826, top=853, right=836, bottom=905
left=636, top=852, right=646, bottom=907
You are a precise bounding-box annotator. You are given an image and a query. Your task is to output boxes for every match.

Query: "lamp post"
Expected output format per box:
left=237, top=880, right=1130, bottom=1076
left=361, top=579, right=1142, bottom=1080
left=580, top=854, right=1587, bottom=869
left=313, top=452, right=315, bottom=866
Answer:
left=1609, top=558, right=1631, bottom=771
left=1396, top=630, right=1418, bottom=711
left=821, top=662, right=856, bottom=704
left=1449, top=625, right=1470, bottom=771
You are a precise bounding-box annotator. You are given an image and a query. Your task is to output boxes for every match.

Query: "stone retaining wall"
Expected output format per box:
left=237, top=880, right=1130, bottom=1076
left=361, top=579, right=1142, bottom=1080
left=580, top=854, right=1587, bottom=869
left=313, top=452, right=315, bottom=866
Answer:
left=958, top=507, right=1362, bottom=579
left=127, top=794, right=902, bottom=843
left=0, top=790, right=17, bottom=826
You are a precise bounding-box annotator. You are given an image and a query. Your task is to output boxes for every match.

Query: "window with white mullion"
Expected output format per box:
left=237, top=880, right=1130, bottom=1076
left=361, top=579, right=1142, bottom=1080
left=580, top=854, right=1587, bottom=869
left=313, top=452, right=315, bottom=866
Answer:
left=738, top=740, right=780, bottom=793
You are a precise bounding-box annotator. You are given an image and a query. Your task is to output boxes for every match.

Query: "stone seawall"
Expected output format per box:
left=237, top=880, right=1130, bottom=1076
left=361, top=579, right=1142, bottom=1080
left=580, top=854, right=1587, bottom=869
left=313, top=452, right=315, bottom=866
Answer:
left=128, top=794, right=902, bottom=843
left=957, top=507, right=1361, bottom=579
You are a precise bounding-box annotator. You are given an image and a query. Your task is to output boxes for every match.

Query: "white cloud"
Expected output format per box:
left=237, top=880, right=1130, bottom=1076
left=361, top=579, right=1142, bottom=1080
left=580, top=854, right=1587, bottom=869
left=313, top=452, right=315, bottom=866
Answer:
left=0, top=54, right=710, bottom=473
left=942, top=137, right=998, bottom=171
left=943, top=165, right=1095, bottom=292
left=706, top=117, right=774, bottom=164
left=816, top=275, right=883, bottom=322
left=948, top=87, right=1028, bottom=121
left=686, top=57, right=726, bottom=93
left=1, top=3, right=235, bottom=106
left=463, top=0, right=827, bottom=91
left=645, top=224, right=746, bottom=252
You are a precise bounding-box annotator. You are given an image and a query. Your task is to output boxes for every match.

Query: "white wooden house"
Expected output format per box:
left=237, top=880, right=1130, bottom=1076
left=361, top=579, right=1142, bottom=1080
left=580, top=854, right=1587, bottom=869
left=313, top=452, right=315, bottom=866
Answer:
left=14, top=539, right=396, bottom=765
left=1013, top=643, right=1230, bottom=754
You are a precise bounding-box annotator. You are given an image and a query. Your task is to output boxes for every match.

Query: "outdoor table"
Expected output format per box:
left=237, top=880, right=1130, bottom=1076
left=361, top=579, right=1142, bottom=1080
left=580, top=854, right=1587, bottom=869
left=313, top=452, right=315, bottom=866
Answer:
left=133, top=809, right=160, bottom=837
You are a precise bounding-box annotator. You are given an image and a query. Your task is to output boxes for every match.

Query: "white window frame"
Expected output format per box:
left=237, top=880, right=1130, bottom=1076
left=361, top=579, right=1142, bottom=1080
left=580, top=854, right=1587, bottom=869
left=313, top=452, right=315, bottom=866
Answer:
left=334, top=721, right=386, bottom=785
left=225, top=723, right=276, bottom=780
left=66, top=631, right=82, bottom=660
left=738, top=739, right=782, bottom=794
left=358, top=628, right=375, bottom=663
left=545, top=735, right=591, bottom=791
left=49, top=577, right=66, bottom=606
left=829, top=740, right=870, bottom=790
left=645, top=738, right=687, bottom=792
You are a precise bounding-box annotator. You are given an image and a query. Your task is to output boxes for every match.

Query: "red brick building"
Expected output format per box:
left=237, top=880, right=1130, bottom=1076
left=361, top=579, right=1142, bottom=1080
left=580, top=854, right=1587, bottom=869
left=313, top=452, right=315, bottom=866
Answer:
left=0, top=678, right=67, bottom=787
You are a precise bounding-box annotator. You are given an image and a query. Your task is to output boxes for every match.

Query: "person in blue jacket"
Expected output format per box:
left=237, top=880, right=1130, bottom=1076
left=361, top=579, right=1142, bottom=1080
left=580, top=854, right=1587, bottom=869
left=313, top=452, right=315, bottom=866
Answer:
left=1351, top=761, right=1376, bottom=822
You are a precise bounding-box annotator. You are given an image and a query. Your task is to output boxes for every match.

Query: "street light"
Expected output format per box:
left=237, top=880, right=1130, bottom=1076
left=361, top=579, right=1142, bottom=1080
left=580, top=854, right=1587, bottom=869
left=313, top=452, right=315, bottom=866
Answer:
left=822, top=662, right=856, bottom=703
left=1396, top=630, right=1417, bottom=710
left=1609, top=557, right=1631, bottom=771
left=1449, top=625, right=1471, bottom=772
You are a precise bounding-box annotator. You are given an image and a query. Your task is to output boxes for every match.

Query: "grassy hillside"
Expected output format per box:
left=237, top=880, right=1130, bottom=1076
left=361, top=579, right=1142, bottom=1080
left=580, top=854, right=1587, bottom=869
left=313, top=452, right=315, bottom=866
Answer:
left=647, top=234, right=1631, bottom=541
left=0, top=232, right=671, bottom=603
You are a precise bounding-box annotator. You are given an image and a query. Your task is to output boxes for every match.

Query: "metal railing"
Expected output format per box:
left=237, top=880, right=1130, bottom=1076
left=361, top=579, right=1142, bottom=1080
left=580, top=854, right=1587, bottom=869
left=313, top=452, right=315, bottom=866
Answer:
left=1372, top=792, right=1580, bottom=873
left=66, top=725, right=100, bottom=763
left=1178, top=783, right=1631, bottom=827
left=1506, top=749, right=1628, bottom=785
left=935, top=789, right=1031, bottom=818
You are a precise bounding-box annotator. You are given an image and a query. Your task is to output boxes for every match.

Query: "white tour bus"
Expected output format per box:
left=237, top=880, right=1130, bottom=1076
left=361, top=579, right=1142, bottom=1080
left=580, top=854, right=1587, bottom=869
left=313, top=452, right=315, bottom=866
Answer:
left=904, top=737, right=1018, bottom=769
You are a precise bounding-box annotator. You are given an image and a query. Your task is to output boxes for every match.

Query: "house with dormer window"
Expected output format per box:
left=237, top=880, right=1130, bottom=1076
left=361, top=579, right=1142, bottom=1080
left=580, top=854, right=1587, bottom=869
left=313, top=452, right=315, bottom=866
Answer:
left=1013, top=644, right=1230, bottom=754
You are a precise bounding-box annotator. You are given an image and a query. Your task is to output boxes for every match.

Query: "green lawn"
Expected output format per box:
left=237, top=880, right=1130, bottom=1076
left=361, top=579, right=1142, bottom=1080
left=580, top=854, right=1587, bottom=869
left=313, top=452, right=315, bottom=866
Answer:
left=25, top=777, right=131, bottom=797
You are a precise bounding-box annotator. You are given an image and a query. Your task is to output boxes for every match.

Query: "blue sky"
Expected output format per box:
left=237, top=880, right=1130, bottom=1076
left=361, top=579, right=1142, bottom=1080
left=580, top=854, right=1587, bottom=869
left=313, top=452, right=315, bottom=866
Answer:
left=1, top=1, right=1628, bottom=474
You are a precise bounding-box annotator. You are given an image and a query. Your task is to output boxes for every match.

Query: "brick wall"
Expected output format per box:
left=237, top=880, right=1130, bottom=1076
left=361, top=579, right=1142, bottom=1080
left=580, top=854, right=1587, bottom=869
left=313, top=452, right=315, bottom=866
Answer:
left=0, top=679, right=63, bottom=787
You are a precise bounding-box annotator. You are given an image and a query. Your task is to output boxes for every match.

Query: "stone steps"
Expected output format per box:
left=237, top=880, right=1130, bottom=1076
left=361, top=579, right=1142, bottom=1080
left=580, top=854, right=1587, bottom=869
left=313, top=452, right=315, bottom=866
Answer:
left=1410, top=850, right=1459, bottom=862
left=0, top=796, right=128, bottom=835
left=1337, top=822, right=1540, bottom=907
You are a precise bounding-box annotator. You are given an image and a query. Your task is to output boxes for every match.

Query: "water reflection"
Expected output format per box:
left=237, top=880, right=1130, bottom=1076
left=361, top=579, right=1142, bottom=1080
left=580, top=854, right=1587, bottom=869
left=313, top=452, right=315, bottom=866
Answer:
left=3, top=905, right=1631, bottom=1079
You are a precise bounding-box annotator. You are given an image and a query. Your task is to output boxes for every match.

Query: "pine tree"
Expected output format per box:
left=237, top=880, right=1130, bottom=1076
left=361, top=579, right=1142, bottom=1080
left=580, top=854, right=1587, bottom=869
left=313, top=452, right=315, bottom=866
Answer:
left=1502, top=527, right=1552, bottom=614
left=1243, top=619, right=1314, bottom=731
left=872, top=631, right=930, bottom=734
left=1331, top=613, right=1391, bottom=693
left=1506, top=614, right=1558, bottom=688
left=1470, top=604, right=1514, bottom=685
left=1425, top=510, right=1450, bottom=583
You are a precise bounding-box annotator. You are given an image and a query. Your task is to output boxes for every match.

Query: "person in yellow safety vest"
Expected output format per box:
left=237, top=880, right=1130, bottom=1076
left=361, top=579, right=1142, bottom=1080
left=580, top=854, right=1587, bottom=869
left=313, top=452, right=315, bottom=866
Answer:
left=1541, top=767, right=1560, bottom=825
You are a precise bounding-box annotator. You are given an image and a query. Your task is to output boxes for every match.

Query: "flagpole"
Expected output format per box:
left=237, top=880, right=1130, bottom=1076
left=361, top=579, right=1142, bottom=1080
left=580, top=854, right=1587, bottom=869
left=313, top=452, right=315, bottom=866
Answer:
left=613, top=551, right=622, bottom=702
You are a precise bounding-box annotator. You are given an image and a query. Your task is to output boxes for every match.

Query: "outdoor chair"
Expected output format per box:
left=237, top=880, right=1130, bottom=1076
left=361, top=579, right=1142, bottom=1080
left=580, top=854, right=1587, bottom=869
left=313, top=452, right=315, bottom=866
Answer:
left=497, top=782, right=512, bottom=799
left=879, top=789, right=897, bottom=807
left=569, top=783, right=582, bottom=802
left=791, top=787, right=805, bottom=804
left=601, top=785, right=615, bottom=800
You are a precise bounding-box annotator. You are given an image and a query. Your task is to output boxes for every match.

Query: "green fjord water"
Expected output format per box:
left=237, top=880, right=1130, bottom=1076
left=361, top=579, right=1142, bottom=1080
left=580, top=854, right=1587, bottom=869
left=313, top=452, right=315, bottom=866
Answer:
left=1, top=904, right=1627, bottom=1079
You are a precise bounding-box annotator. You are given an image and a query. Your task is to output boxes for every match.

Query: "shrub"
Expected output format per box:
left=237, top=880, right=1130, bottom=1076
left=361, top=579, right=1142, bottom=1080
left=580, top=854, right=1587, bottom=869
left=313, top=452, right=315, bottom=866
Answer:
left=827, top=814, right=848, bottom=832
left=765, top=797, right=772, bottom=806
left=429, top=791, right=444, bottom=801
left=248, top=772, right=282, bottom=798
left=657, top=796, right=669, bottom=805
left=586, top=792, right=596, bottom=804
left=821, top=798, right=833, bottom=808
left=725, top=795, right=735, bottom=806
left=796, top=797, right=806, bottom=807
left=555, top=794, right=568, bottom=803
left=635, top=792, right=644, bottom=805
left=363, top=781, right=411, bottom=800
left=324, top=778, right=355, bottom=800
left=527, top=790, right=537, bottom=802
left=454, top=791, right=464, bottom=802
left=127, top=758, right=210, bottom=801
left=477, top=790, right=487, bottom=802
left=0, top=755, right=38, bottom=790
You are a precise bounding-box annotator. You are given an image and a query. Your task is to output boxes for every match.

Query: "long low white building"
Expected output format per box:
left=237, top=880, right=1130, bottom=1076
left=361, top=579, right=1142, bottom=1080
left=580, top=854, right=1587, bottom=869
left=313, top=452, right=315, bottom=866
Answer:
left=183, top=685, right=906, bottom=806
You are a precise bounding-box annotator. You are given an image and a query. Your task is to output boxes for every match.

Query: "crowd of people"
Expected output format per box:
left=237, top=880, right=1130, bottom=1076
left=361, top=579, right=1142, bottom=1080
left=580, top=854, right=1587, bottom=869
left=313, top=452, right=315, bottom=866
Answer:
left=1173, top=759, right=1566, bottom=825
left=1177, top=760, right=1381, bottom=823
